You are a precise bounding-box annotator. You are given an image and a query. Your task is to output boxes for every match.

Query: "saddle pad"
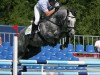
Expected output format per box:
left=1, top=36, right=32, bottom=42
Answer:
left=25, top=25, right=32, bottom=35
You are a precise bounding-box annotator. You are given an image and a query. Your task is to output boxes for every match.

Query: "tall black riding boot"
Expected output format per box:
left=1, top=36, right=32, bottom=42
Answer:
left=31, top=23, right=38, bottom=35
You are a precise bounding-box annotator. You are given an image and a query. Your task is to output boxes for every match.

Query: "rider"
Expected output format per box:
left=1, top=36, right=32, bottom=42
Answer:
left=31, top=0, right=60, bottom=35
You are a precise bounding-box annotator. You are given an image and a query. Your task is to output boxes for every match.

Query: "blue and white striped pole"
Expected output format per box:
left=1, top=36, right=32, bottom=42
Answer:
left=21, top=72, right=100, bottom=75
left=0, top=60, right=99, bottom=65
left=19, top=60, right=100, bottom=65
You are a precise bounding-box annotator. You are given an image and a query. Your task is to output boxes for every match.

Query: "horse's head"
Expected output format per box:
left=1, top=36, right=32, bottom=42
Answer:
left=66, top=9, right=76, bottom=37
left=53, top=8, right=76, bottom=37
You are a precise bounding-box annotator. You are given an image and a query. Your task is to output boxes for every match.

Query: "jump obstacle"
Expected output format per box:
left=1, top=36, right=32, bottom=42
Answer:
left=0, top=36, right=100, bottom=75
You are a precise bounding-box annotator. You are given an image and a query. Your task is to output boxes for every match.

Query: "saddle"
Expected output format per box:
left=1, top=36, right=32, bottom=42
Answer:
left=25, top=21, right=44, bottom=35
left=25, top=14, right=57, bottom=37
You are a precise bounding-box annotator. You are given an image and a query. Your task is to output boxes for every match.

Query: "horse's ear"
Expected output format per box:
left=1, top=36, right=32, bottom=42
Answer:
left=70, top=9, right=77, bottom=16
left=66, top=9, right=70, bottom=16
left=33, top=17, right=35, bottom=21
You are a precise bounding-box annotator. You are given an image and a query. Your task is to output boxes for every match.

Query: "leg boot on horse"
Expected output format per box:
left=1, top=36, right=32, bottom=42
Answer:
left=31, top=23, right=38, bottom=37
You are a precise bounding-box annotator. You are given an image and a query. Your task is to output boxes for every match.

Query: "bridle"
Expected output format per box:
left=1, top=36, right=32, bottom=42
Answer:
left=65, top=10, right=75, bottom=34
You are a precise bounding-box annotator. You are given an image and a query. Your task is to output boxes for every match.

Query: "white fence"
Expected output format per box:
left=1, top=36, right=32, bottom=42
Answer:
left=0, top=32, right=100, bottom=46
left=0, top=32, right=17, bottom=45
left=74, top=35, right=100, bottom=49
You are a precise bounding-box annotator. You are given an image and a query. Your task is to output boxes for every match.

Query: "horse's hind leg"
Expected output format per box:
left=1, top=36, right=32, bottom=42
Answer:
left=18, top=46, right=28, bottom=72
left=18, top=47, right=29, bottom=72
left=20, top=45, right=41, bottom=59
left=18, top=36, right=29, bottom=72
left=19, top=46, right=41, bottom=72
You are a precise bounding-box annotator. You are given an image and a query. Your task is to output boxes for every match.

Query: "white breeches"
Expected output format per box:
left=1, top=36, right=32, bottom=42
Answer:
left=34, top=5, right=40, bottom=25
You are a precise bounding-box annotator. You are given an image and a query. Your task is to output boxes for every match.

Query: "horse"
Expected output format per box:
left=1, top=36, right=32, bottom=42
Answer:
left=18, top=7, right=76, bottom=59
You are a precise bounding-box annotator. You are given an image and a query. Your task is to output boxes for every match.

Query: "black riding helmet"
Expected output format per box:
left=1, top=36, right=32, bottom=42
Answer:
left=49, top=0, right=57, bottom=3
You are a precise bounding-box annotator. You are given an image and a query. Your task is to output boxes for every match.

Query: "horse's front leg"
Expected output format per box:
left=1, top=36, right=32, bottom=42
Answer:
left=60, top=36, right=70, bottom=50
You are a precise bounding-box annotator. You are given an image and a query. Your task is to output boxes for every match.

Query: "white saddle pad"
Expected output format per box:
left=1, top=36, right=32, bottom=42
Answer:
left=25, top=25, right=32, bottom=35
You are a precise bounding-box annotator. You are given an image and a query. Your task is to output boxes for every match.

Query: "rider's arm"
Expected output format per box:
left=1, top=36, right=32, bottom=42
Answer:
left=44, top=2, right=60, bottom=16
left=38, top=1, right=56, bottom=17
left=44, top=8, right=55, bottom=16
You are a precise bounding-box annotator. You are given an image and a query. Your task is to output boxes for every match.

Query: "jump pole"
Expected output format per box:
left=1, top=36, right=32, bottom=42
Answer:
left=13, top=36, right=18, bottom=75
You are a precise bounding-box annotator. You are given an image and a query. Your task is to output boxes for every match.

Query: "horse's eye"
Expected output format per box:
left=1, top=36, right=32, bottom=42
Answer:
left=67, top=20, right=70, bottom=23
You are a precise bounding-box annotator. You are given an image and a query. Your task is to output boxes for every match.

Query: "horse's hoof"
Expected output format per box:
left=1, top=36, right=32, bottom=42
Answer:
left=19, top=66, right=27, bottom=72
left=60, top=45, right=65, bottom=50
left=23, top=66, right=27, bottom=72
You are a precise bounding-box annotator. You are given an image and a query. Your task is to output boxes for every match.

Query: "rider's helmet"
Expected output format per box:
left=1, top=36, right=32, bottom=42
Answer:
left=49, top=0, right=57, bottom=3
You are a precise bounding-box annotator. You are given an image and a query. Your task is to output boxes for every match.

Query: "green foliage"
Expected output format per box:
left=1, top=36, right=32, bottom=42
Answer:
left=0, top=0, right=100, bottom=35
left=0, top=0, right=37, bottom=25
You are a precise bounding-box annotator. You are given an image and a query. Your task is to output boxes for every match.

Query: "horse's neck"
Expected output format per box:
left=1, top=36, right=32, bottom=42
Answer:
left=40, top=8, right=68, bottom=27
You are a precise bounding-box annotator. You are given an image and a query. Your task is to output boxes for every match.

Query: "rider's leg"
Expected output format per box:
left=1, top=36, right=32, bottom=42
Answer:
left=31, top=5, right=40, bottom=35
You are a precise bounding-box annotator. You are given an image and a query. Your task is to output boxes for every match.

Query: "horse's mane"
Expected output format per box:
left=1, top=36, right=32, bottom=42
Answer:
left=59, top=6, right=67, bottom=9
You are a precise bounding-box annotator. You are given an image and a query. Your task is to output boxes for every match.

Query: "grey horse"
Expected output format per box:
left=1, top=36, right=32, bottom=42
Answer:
left=18, top=7, right=76, bottom=59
